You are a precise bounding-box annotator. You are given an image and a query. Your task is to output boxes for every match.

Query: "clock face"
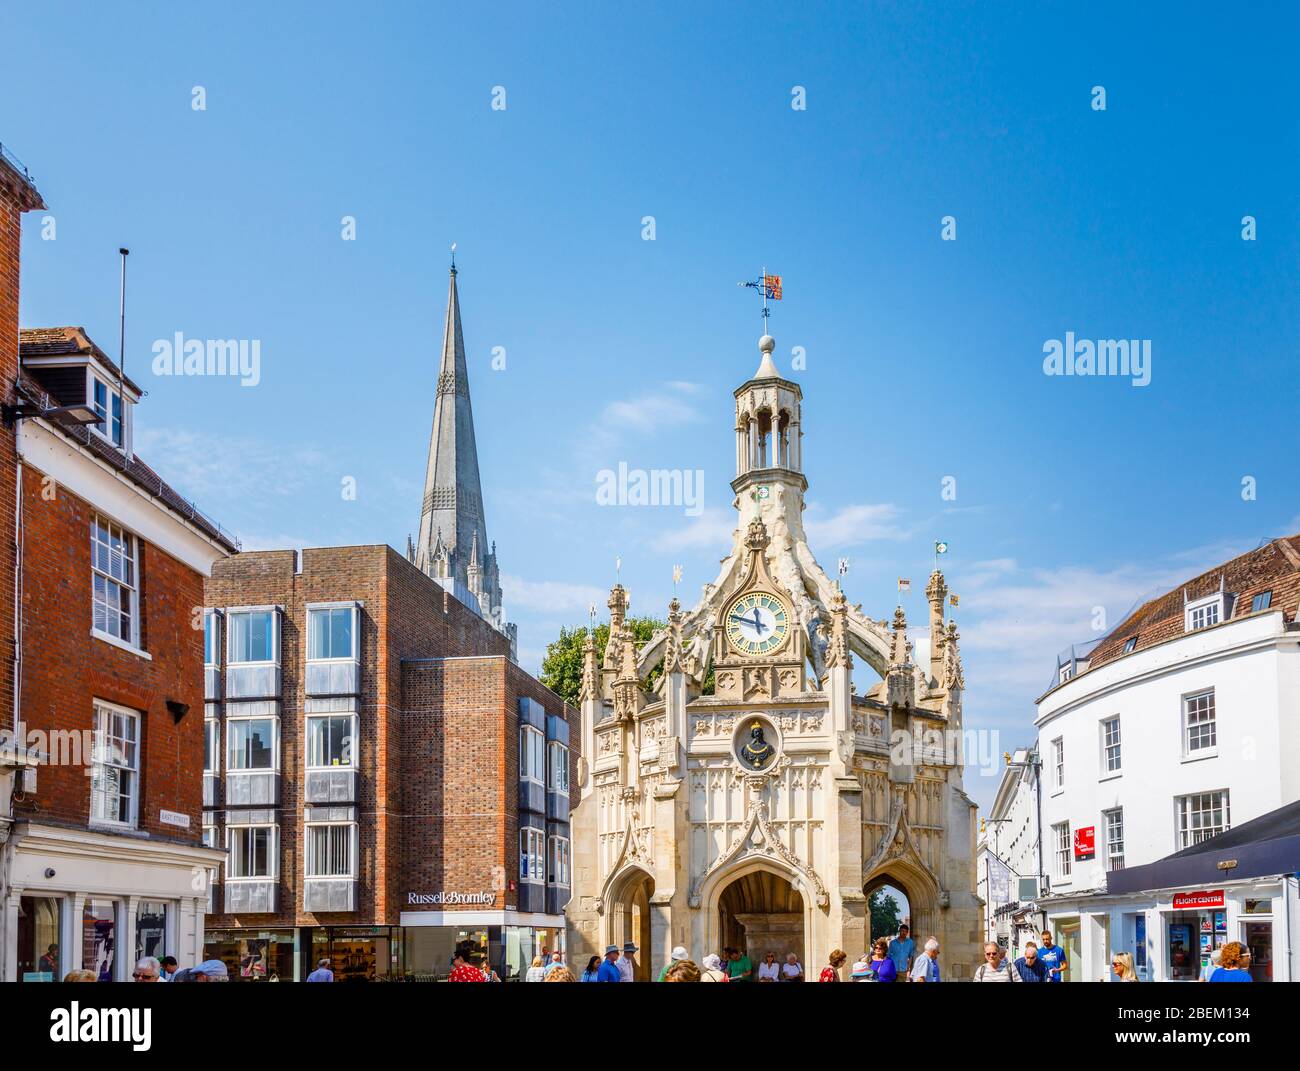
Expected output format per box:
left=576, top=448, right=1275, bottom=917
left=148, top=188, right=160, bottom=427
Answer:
left=724, top=592, right=790, bottom=656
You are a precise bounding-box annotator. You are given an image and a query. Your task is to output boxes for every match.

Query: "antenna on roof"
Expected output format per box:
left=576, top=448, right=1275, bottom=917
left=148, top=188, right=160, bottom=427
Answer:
left=117, top=247, right=130, bottom=459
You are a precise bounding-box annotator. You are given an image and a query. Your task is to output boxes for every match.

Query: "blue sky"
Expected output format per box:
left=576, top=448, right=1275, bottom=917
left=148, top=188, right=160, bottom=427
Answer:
left=6, top=2, right=1298, bottom=810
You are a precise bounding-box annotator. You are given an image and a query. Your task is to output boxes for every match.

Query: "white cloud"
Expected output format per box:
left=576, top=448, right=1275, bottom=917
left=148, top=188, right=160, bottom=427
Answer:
left=501, top=573, right=606, bottom=614
left=804, top=502, right=907, bottom=548
left=599, top=381, right=704, bottom=434
left=653, top=507, right=737, bottom=552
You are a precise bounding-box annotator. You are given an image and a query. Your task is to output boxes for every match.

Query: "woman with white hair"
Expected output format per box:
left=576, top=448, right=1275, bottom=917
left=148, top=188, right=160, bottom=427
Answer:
left=1198, top=945, right=1223, bottom=982
left=700, top=954, right=729, bottom=982
left=780, top=952, right=804, bottom=982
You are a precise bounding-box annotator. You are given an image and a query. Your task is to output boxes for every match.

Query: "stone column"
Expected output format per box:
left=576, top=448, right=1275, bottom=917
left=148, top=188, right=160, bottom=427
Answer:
left=68, top=892, right=86, bottom=972
left=1, top=888, right=20, bottom=982
left=121, top=896, right=139, bottom=982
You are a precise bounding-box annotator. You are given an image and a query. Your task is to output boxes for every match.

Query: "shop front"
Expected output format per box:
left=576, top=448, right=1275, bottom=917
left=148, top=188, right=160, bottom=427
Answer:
left=204, top=928, right=296, bottom=981
left=397, top=909, right=568, bottom=981
left=4, top=822, right=218, bottom=982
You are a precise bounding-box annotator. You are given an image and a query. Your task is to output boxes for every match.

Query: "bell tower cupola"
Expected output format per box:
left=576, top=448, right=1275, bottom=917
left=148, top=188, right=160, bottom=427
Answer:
left=732, top=334, right=806, bottom=521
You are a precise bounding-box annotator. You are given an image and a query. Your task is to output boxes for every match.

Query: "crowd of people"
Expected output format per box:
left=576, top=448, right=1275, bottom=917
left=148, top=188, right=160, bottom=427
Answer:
left=56, top=952, right=230, bottom=983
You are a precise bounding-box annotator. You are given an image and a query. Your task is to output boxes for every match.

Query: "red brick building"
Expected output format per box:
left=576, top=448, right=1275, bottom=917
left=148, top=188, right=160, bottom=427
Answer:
left=202, top=546, right=578, bottom=980
left=0, top=144, right=237, bottom=982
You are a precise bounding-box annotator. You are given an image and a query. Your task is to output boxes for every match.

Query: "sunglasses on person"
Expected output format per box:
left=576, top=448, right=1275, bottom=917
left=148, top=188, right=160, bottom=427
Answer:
left=132, top=971, right=156, bottom=979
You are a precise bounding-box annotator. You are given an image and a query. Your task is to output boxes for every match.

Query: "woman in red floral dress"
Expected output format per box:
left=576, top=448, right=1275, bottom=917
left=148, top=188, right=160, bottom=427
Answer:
left=820, top=949, right=848, bottom=982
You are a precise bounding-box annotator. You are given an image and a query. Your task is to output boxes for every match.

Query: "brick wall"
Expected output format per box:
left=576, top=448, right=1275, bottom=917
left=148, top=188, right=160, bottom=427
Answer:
left=1, top=165, right=42, bottom=738
left=14, top=464, right=206, bottom=841
left=203, top=545, right=578, bottom=931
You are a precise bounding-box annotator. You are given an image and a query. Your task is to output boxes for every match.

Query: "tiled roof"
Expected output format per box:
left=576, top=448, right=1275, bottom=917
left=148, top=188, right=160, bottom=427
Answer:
left=1087, top=535, right=1300, bottom=671
left=19, top=326, right=144, bottom=395
left=12, top=369, right=239, bottom=553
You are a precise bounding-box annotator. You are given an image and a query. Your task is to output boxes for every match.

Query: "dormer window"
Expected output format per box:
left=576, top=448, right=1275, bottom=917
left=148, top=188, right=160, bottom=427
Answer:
left=88, top=371, right=131, bottom=450
left=1185, top=593, right=1227, bottom=632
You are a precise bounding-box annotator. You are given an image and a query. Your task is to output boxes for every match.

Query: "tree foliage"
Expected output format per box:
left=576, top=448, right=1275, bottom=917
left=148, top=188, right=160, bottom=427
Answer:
left=540, top=616, right=714, bottom=705
left=869, top=888, right=902, bottom=941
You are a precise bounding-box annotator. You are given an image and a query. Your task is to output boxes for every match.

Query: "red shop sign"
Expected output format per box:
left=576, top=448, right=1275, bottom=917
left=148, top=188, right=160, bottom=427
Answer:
left=1172, top=889, right=1225, bottom=910
left=1073, top=826, right=1095, bottom=860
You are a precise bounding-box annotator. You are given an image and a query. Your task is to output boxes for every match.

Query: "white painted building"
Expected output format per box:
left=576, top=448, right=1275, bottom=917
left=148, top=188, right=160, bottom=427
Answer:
left=978, top=748, right=1044, bottom=953
left=1033, top=537, right=1300, bottom=981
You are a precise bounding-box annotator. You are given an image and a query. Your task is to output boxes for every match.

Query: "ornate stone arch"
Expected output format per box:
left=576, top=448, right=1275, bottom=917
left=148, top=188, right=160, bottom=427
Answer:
left=698, top=856, right=817, bottom=965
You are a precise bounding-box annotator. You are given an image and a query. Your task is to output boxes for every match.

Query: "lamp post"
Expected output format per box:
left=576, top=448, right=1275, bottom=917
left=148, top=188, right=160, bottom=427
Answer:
left=1004, top=746, right=1046, bottom=934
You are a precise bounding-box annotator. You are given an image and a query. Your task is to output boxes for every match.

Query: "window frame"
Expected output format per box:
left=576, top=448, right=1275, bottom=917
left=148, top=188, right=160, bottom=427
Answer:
left=87, top=368, right=127, bottom=449
left=1176, top=790, right=1230, bottom=850
left=519, top=826, right=545, bottom=884
left=547, top=740, right=570, bottom=794
left=90, top=514, right=141, bottom=651
left=226, top=608, right=279, bottom=666
left=225, top=823, right=278, bottom=880
left=1185, top=593, right=1224, bottom=632
left=547, top=834, right=571, bottom=887
left=1052, top=736, right=1065, bottom=792
left=304, top=822, right=358, bottom=879
left=1052, top=821, right=1072, bottom=882
left=1099, top=715, right=1122, bottom=776
left=519, top=725, right=545, bottom=785
left=1103, top=807, right=1125, bottom=872
left=305, top=603, right=359, bottom=663
left=203, top=610, right=220, bottom=667
left=1251, top=590, right=1272, bottom=613
left=225, top=715, right=279, bottom=772
left=89, top=700, right=141, bottom=830
left=1122, top=635, right=1138, bottom=654
left=1181, top=689, right=1217, bottom=759
left=305, top=713, right=357, bottom=770
left=203, top=717, right=220, bottom=775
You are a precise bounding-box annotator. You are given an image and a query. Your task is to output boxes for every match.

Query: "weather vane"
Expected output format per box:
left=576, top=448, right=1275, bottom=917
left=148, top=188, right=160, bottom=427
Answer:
left=738, top=266, right=782, bottom=330
left=450, top=241, right=457, bottom=271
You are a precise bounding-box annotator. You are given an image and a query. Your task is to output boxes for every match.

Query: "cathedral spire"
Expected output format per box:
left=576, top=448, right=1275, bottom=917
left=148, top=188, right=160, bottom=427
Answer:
left=415, top=265, right=489, bottom=587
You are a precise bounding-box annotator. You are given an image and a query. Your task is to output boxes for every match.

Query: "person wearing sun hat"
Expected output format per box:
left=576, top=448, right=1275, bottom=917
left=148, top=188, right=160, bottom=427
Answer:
left=657, top=944, right=690, bottom=981
left=597, top=945, right=623, bottom=982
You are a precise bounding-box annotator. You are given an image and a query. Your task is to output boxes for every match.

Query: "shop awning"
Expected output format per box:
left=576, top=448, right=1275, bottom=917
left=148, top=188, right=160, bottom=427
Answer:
left=1105, top=799, right=1300, bottom=896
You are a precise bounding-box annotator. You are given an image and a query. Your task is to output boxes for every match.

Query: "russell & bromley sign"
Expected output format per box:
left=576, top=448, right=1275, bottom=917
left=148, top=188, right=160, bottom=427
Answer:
left=406, top=891, right=497, bottom=906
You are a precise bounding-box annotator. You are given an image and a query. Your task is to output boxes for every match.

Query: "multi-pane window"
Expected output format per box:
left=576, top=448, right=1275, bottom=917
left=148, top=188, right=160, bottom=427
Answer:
left=305, top=824, right=355, bottom=877
left=1252, top=590, right=1272, bottom=613
left=228, top=826, right=275, bottom=878
left=1053, top=738, right=1065, bottom=789
left=90, top=702, right=139, bottom=827
left=519, top=827, right=544, bottom=883
left=548, top=835, right=570, bottom=886
left=1183, top=691, right=1217, bottom=755
left=203, top=611, right=218, bottom=665
left=307, top=606, right=355, bottom=660
left=227, top=719, right=276, bottom=770
left=1122, top=636, right=1138, bottom=654
left=1101, top=717, right=1122, bottom=773
left=1188, top=600, right=1220, bottom=631
left=1177, top=791, right=1229, bottom=849
left=519, top=726, right=544, bottom=784
left=204, top=718, right=219, bottom=774
left=306, top=715, right=354, bottom=768
left=228, top=610, right=275, bottom=663
left=548, top=741, right=570, bottom=793
left=91, top=517, right=137, bottom=645
left=1053, top=822, right=1071, bottom=880
left=1104, top=808, right=1125, bottom=871
left=92, top=376, right=124, bottom=447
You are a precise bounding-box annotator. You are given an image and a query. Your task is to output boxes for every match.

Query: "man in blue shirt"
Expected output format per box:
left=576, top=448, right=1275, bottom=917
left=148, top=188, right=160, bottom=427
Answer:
left=597, top=945, right=623, bottom=982
left=1014, top=942, right=1049, bottom=982
left=887, top=925, right=916, bottom=978
left=306, top=957, right=334, bottom=982
left=1037, top=931, right=1068, bottom=982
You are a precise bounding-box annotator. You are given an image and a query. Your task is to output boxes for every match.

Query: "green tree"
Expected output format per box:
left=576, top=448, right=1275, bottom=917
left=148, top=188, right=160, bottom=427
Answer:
left=541, top=617, right=714, bottom=705
left=869, top=888, right=902, bottom=941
